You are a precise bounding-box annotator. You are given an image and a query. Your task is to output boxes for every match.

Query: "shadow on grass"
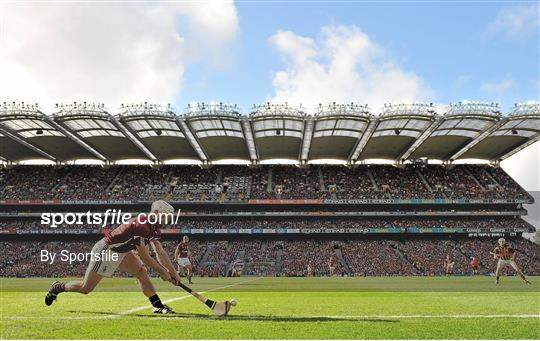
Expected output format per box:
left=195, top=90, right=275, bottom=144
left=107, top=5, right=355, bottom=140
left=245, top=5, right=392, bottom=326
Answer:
left=68, top=310, right=398, bottom=323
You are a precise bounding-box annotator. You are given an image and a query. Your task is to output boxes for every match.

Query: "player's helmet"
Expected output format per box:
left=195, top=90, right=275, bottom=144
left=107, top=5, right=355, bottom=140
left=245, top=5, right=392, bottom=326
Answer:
left=151, top=200, right=175, bottom=225
left=498, top=238, right=506, bottom=246
left=151, top=200, right=174, bottom=214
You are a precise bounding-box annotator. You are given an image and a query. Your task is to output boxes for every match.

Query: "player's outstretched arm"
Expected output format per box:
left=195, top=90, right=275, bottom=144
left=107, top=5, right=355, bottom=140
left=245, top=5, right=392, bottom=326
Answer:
left=152, top=240, right=181, bottom=284
left=136, top=243, right=171, bottom=282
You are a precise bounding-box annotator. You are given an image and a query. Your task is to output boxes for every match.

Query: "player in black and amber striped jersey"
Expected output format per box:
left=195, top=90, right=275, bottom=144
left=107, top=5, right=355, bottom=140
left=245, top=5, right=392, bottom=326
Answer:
left=444, top=254, right=455, bottom=275
left=491, top=238, right=531, bottom=284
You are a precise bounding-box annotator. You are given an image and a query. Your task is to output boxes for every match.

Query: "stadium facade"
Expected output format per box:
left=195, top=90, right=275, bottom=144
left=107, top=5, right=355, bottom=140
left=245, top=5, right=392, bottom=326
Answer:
left=0, top=101, right=538, bottom=164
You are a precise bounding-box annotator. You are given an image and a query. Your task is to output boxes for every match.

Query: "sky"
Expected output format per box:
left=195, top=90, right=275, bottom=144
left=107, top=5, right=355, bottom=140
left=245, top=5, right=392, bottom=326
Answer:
left=0, top=0, right=538, bottom=191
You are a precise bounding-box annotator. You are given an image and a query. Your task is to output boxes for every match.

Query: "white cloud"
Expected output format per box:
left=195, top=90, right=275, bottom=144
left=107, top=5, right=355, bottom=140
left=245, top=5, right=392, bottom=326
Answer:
left=268, top=25, right=433, bottom=112
left=480, top=77, right=515, bottom=94
left=486, top=3, right=539, bottom=39
left=0, top=1, right=238, bottom=111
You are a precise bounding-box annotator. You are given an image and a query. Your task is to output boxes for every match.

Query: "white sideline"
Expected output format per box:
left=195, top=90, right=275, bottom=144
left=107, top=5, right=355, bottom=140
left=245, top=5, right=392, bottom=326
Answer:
left=328, top=314, right=540, bottom=319
left=106, top=277, right=261, bottom=319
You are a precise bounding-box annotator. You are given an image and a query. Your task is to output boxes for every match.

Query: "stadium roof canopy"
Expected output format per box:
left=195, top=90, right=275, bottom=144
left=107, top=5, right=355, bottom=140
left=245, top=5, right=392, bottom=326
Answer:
left=52, top=103, right=154, bottom=161
left=1, top=101, right=538, bottom=164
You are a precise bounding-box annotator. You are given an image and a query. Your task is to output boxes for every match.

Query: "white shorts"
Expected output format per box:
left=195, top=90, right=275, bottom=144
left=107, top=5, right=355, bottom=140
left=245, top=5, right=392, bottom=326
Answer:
left=85, top=239, right=126, bottom=277
left=177, top=257, right=191, bottom=267
left=497, top=259, right=518, bottom=271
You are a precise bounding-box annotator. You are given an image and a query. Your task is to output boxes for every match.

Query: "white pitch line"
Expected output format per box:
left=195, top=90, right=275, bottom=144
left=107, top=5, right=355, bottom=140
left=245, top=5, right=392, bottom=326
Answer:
left=105, top=314, right=540, bottom=320
left=106, top=277, right=261, bottom=319
left=326, top=314, right=540, bottom=319
left=2, top=314, right=539, bottom=321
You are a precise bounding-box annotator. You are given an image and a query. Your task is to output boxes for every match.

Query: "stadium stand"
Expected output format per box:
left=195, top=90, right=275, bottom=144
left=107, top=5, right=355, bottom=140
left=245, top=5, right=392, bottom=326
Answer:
left=0, top=162, right=536, bottom=280
left=109, top=165, right=169, bottom=200
left=321, top=166, right=383, bottom=199
left=0, top=100, right=537, bottom=280
left=0, top=165, right=532, bottom=201
left=0, top=216, right=534, bottom=231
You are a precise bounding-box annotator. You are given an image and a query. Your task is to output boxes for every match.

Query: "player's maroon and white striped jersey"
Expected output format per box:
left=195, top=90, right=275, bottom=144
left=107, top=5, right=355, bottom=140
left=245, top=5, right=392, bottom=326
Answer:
left=104, top=214, right=161, bottom=253
left=177, top=241, right=190, bottom=258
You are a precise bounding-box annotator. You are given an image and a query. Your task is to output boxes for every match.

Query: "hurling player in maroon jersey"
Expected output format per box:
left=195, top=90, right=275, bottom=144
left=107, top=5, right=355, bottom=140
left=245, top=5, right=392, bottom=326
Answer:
left=175, top=235, right=193, bottom=284
left=45, top=200, right=181, bottom=314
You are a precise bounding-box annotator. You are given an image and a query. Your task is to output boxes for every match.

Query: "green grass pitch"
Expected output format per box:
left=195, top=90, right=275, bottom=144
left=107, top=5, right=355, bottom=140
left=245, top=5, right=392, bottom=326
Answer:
left=1, top=276, right=539, bottom=339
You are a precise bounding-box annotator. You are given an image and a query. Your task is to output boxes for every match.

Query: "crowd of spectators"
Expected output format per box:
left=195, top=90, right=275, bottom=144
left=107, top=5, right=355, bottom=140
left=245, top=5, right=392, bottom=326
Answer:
left=167, top=166, right=220, bottom=201
left=0, top=216, right=534, bottom=232
left=55, top=166, right=119, bottom=200
left=109, top=166, right=169, bottom=200
left=371, top=165, right=435, bottom=199
left=465, top=166, right=502, bottom=199
left=0, top=220, right=107, bottom=230
left=421, top=166, right=485, bottom=199
left=269, top=166, right=321, bottom=199
left=321, top=166, right=383, bottom=199
left=223, top=240, right=278, bottom=276
left=1, top=166, right=70, bottom=200
left=396, top=239, right=470, bottom=275
left=2, top=237, right=539, bottom=277
left=281, top=240, right=345, bottom=276
left=342, top=240, right=418, bottom=275
left=248, top=167, right=269, bottom=199
left=0, top=241, right=94, bottom=277
left=0, top=165, right=531, bottom=201
left=488, top=168, right=532, bottom=200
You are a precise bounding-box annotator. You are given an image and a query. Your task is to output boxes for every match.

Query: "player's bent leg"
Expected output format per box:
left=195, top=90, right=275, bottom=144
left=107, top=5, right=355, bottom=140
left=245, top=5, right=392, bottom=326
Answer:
left=118, top=252, right=175, bottom=314
left=68, top=270, right=104, bottom=294
left=510, top=261, right=531, bottom=284
left=45, top=265, right=104, bottom=306
left=495, top=260, right=503, bottom=284
left=45, top=240, right=110, bottom=306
